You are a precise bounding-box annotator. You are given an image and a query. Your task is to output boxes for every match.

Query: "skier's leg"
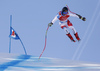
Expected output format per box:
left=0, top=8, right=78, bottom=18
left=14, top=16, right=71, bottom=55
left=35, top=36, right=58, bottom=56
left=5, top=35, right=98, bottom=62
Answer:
left=63, top=27, right=69, bottom=34
left=68, top=26, right=77, bottom=34
left=66, top=33, right=76, bottom=42
left=68, top=23, right=80, bottom=41
left=60, top=24, right=75, bottom=42
left=74, top=32, right=80, bottom=41
left=67, top=20, right=76, bottom=34
left=69, top=26, right=80, bottom=41
left=60, top=22, right=69, bottom=34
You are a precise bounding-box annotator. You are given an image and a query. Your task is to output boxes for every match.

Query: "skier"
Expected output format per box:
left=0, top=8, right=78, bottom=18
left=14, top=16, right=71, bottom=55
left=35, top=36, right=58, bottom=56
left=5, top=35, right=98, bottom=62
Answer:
left=48, top=6, right=86, bottom=42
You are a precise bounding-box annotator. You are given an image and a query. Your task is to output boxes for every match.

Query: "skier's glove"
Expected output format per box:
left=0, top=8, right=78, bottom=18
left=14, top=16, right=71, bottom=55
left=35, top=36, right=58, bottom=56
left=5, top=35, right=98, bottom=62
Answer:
left=48, top=22, right=53, bottom=27
left=81, top=17, right=86, bottom=21
left=76, top=14, right=86, bottom=21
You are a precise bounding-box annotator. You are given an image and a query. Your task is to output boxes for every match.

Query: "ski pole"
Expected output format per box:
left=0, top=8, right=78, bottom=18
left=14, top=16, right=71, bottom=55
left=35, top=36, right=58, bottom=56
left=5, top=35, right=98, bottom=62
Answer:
left=66, top=4, right=76, bottom=14
left=66, top=4, right=86, bottom=21
left=38, top=26, right=49, bottom=60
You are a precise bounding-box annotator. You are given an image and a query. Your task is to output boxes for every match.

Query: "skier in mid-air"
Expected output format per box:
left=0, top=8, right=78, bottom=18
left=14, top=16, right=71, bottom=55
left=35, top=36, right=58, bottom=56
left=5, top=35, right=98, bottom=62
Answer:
left=48, top=6, right=86, bottom=42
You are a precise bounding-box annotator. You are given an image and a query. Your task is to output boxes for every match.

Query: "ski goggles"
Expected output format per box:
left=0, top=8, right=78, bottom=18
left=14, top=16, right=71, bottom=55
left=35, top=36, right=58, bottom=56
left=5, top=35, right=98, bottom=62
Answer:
left=63, top=11, right=68, bottom=14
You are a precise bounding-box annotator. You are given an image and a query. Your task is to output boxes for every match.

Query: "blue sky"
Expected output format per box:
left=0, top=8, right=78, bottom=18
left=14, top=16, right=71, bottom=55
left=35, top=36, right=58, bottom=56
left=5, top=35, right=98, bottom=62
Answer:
left=0, top=0, right=100, bottom=63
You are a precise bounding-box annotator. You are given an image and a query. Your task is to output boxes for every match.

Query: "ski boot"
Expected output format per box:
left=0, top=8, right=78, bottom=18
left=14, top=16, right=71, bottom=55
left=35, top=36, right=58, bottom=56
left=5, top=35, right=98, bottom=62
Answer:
left=74, top=32, right=80, bottom=41
left=66, top=33, right=76, bottom=42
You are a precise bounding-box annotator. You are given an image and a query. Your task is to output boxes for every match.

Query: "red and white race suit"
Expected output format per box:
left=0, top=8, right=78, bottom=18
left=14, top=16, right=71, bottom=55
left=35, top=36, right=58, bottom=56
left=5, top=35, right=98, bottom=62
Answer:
left=51, top=11, right=79, bottom=34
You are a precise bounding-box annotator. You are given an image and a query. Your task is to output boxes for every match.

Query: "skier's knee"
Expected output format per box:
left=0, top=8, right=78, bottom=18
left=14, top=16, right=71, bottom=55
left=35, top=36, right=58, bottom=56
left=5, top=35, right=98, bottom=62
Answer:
left=61, top=26, right=66, bottom=29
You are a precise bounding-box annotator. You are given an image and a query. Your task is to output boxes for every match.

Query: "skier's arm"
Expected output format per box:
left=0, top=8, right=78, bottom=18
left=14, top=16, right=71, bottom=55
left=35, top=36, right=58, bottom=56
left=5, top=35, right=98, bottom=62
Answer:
left=69, top=12, right=86, bottom=21
left=76, top=14, right=86, bottom=21
left=48, top=15, right=58, bottom=27
left=69, top=12, right=79, bottom=18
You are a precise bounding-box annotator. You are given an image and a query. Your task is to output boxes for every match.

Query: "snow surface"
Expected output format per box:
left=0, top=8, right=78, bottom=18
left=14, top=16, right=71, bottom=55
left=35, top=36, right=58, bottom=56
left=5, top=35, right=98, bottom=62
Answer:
left=0, top=53, right=100, bottom=71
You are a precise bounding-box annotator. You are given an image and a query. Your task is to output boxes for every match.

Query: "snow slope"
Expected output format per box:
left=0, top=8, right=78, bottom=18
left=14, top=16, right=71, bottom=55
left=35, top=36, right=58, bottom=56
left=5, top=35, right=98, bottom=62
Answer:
left=0, top=53, right=100, bottom=71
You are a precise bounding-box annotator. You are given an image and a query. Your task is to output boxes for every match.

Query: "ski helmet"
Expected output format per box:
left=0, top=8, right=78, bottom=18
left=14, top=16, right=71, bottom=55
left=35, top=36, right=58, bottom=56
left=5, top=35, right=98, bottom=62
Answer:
left=62, top=7, right=68, bottom=14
